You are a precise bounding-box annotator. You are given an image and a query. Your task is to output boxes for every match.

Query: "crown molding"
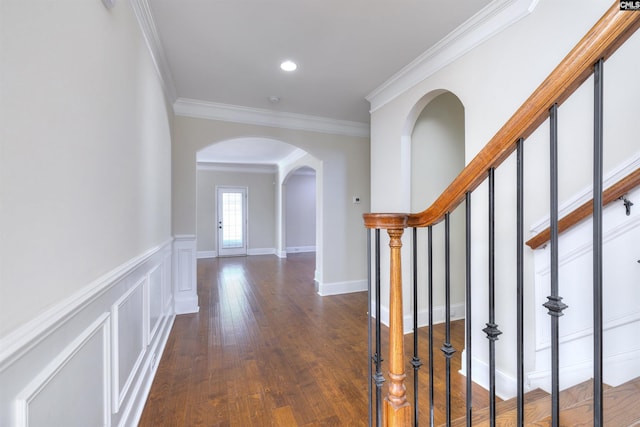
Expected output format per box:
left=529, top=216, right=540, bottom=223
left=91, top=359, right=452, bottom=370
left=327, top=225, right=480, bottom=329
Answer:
left=196, top=162, right=278, bottom=174
left=174, top=98, right=370, bottom=138
left=130, top=0, right=178, bottom=102
left=366, top=0, right=539, bottom=113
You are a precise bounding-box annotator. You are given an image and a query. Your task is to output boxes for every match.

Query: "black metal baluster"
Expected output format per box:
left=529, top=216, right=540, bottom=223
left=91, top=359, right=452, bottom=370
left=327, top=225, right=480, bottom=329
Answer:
left=428, top=226, right=435, bottom=427
left=442, top=213, right=456, bottom=426
left=465, top=192, right=473, bottom=427
left=516, top=138, right=525, bottom=427
left=593, top=58, right=604, bottom=427
left=484, top=168, right=502, bottom=427
left=543, top=104, right=568, bottom=427
left=412, top=227, right=423, bottom=426
left=374, top=228, right=384, bottom=427
left=367, top=228, right=373, bottom=427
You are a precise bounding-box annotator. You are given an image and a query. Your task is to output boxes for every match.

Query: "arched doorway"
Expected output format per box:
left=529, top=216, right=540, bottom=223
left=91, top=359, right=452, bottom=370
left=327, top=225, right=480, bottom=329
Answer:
left=283, top=166, right=317, bottom=255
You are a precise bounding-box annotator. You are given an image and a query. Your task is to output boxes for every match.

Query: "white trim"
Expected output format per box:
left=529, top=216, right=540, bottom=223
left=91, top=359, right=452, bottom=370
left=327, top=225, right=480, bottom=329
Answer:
left=130, top=0, right=178, bottom=102
left=286, top=246, right=316, bottom=254
left=464, top=354, right=526, bottom=400
left=276, top=249, right=287, bottom=259
left=117, top=313, right=175, bottom=427
left=0, top=238, right=173, bottom=372
left=173, top=235, right=199, bottom=315
left=247, top=248, right=276, bottom=256
left=111, top=277, right=147, bottom=413
left=174, top=98, right=370, bottom=138
left=536, top=311, right=640, bottom=352
left=196, top=250, right=217, bottom=259
left=526, top=347, right=640, bottom=393
left=196, top=162, right=277, bottom=174
left=278, top=149, right=308, bottom=169
left=15, top=314, right=111, bottom=427
left=529, top=152, right=640, bottom=234
left=317, top=279, right=367, bottom=296
left=366, top=0, right=538, bottom=113
left=147, top=264, right=163, bottom=344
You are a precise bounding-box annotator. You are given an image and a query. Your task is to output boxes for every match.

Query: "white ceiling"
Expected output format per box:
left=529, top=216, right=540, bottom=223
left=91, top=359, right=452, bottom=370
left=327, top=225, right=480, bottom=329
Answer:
left=197, top=137, right=301, bottom=164
left=147, top=0, right=495, bottom=163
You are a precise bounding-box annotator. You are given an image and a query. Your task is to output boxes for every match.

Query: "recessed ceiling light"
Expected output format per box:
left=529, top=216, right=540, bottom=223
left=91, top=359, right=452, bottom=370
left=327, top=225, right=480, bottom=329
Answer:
left=280, top=60, right=297, bottom=72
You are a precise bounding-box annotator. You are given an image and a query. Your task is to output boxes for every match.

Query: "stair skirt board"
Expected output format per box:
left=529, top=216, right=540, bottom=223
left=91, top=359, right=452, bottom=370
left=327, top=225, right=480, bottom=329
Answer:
left=459, top=347, right=640, bottom=401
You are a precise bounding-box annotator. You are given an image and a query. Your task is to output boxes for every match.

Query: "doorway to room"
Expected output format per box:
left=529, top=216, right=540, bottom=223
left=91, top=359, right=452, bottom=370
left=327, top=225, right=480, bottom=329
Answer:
left=216, top=186, right=248, bottom=256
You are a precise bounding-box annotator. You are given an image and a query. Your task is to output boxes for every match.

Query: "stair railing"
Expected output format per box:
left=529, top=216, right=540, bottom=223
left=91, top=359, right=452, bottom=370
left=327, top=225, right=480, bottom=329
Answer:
left=365, top=3, right=640, bottom=426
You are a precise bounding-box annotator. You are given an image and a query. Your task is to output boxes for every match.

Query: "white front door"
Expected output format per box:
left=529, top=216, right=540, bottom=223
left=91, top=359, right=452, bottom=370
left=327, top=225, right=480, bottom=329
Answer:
left=217, top=186, right=248, bottom=257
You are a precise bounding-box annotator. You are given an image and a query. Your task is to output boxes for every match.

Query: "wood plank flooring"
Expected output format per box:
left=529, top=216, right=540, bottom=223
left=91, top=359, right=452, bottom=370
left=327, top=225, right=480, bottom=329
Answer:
left=139, top=253, right=480, bottom=426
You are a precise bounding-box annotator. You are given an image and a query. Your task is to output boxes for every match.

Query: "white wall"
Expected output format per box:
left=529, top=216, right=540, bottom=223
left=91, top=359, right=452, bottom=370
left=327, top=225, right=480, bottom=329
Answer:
left=0, top=0, right=173, bottom=338
left=0, top=0, right=175, bottom=425
left=285, top=170, right=316, bottom=253
left=172, top=117, right=370, bottom=291
left=369, top=0, right=640, bottom=397
left=411, top=92, right=466, bottom=324
left=196, top=165, right=277, bottom=256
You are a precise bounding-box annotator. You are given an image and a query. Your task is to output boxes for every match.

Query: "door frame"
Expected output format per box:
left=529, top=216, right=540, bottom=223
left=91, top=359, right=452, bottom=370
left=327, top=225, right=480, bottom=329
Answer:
left=216, top=186, right=248, bottom=257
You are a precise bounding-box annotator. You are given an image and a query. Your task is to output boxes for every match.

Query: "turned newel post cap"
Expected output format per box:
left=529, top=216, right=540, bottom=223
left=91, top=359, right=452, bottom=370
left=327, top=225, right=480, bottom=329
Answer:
left=363, top=213, right=408, bottom=229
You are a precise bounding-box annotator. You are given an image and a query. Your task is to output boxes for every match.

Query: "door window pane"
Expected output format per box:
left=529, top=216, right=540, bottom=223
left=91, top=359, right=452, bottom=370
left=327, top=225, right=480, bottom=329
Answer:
left=222, top=192, right=243, bottom=248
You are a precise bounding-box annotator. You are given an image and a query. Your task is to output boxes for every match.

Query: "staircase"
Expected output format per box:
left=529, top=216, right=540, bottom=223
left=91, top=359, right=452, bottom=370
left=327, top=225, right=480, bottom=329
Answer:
left=446, top=377, right=640, bottom=426
left=364, top=2, right=640, bottom=426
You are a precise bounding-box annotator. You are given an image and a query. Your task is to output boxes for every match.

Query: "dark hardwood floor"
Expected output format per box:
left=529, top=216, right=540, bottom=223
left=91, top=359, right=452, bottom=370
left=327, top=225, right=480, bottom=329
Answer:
left=139, top=253, right=482, bottom=426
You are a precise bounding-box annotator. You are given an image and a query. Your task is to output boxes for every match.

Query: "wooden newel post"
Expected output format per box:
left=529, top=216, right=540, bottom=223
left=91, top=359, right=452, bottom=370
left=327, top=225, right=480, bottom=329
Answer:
left=363, top=213, right=411, bottom=427
left=384, top=227, right=411, bottom=427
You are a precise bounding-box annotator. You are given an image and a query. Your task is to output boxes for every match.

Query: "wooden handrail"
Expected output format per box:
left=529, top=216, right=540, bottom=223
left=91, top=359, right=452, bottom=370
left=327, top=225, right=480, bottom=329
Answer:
left=401, top=3, right=640, bottom=229
left=526, top=167, right=640, bottom=249
left=363, top=4, right=640, bottom=426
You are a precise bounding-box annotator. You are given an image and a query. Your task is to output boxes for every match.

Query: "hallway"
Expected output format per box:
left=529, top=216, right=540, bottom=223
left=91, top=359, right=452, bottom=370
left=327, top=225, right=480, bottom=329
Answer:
left=139, top=253, right=370, bottom=425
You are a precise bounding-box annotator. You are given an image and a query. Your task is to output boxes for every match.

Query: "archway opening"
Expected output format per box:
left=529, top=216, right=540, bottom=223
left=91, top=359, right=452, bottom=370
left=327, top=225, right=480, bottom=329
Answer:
left=409, top=90, right=466, bottom=338
left=283, top=166, right=317, bottom=256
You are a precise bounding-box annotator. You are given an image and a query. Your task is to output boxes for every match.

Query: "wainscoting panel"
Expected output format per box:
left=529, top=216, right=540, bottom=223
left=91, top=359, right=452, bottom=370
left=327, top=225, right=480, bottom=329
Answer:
left=112, top=278, right=146, bottom=413
left=15, top=314, right=110, bottom=427
left=173, top=235, right=199, bottom=314
left=0, top=239, right=176, bottom=427
left=148, top=264, right=163, bottom=344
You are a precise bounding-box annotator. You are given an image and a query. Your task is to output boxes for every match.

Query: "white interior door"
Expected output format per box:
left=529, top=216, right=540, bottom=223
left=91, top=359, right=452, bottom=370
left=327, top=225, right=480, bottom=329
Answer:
left=217, top=186, right=248, bottom=256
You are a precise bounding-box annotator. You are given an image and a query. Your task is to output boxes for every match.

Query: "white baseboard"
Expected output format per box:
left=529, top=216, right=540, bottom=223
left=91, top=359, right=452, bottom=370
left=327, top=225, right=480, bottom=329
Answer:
left=0, top=239, right=175, bottom=427
left=247, top=247, right=275, bottom=256
left=196, top=250, right=217, bottom=259
left=275, top=249, right=287, bottom=258
left=198, top=248, right=277, bottom=258
left=317, top=279, right=367, bottom=296
left=463, top=353, right=526, bottom=400
left=286, top=246, right=316, bottom=253
left=526, top=347, right=640, bottom=393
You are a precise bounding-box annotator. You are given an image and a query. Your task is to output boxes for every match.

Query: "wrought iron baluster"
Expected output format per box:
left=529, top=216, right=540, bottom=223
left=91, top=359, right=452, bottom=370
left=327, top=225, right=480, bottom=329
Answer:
left=484, top=167, right=502, bottom=427
left=517, top=138, right=525, bottom=427
left=374, top=228, right=384, bottom=427
left=543, top=104, right=568, bottom=427
left=367, top=229, right=373, bottom=427
left=465, top=192, right=473, bottom=427
left=593, top=58, right=604, bottom=427
left=412, top=227, right=423, bottom=426
left=428, top=226, right=435, bottom=427
left=441, top=213, right=456, bottom=426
